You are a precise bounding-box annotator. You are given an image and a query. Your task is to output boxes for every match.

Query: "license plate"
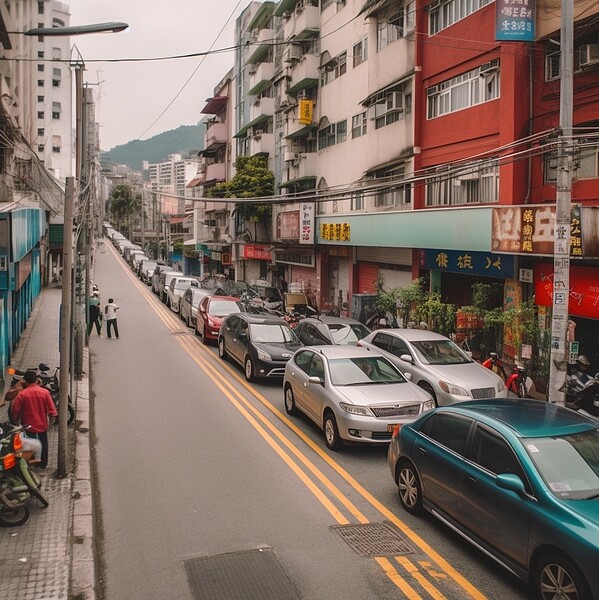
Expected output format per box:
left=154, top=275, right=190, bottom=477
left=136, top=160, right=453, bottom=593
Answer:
left=387, top=424, right=400, bottom=433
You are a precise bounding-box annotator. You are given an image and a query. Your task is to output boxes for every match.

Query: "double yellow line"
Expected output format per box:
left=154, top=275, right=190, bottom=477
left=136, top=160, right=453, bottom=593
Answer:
left=110, top=243, right=486, bottom=599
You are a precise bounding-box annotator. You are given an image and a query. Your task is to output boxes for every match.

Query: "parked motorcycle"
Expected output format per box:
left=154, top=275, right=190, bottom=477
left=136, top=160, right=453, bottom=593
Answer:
left=566, top=374, right=599, bottom=419
left=505, top=365, right=531, bottom=398
left=8, top=364, right=75, bottom=426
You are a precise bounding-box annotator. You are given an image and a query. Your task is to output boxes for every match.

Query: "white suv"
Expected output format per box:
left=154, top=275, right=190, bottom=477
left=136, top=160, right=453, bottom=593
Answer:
left=166, top=276, right=199, bottom=312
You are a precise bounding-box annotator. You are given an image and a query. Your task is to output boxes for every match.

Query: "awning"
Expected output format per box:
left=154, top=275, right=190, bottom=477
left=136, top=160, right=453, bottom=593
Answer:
left=247, top=78, right=272, bottom=97
left=319, top=50, right=333, bottom=68
left=279, top=176, right=316, bottom=189
left=201, top=96, right=227, bottom=115
left=360, top=71, right=414, bottom=106
left=186, top=176, right=205, bottom=188
left=358, top=0, right=395, bottom=17
left=234, top=113, right=271, bottom=138
left=274, top=0, right=300, bottom=17
left=248, top=1, right=275, bottom=30
left=287, top=78, right=318, bottom=97
left=285, top=125, right=317, bottom=139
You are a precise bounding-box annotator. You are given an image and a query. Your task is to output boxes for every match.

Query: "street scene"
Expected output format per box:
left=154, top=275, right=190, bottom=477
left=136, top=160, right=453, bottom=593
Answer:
left=0, top=0, right=599, bottom=600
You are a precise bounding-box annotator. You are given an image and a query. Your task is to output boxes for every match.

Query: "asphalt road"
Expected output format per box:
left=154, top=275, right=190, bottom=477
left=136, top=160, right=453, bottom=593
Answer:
left=90, top=241, right=530, bottom=600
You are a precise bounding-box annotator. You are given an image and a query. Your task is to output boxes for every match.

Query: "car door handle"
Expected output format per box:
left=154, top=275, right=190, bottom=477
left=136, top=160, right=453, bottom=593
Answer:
left=417, top=446, right=427, bottom=455
left=466, top=476, right=477, bottom=484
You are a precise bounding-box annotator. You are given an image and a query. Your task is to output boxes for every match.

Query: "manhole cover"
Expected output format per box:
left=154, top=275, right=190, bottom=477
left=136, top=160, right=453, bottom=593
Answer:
left=184, top=548, right=299, bottom=600
left=331, top=522, right=413, bottom=557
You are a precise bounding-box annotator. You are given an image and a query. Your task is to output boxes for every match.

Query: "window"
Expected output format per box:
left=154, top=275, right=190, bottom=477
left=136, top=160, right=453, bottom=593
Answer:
left=37, top=95, right=44, bottom=102
left=52, top=135, right=61, bottom=154
left=52, top=47, right=61, bottom=60
left=576, top=140, right=599, bottom=179
left=52, top=68, right=61, bottom=87
left=38, top=145, right=45, bottom=152
left=52, top=101, right=61, bottom=119
left=37, top=80, right=44, bottom=87
left=351, top=191, right=364, bottom=210
left=420, top=413, right=472, bottom=455
left=372, top=164, right=412, bottom=207
left=427, top=62, right=500, bottom=119
left=426, top=159, right=499, bottom=206
left=352, top=112, right=367, bottom=138
left=429, top=0, right=492, bottom=35
left=353, top=38, right=368, bottom=67
left=377, top=2, right=414, bottom=51
left=38, top=1, right=44, bottom=14
left=37, top=51, right=44, bottom=59
left=37, top=64, right=44, bottom=72
left=37, top=111, right=44, bottom=119
left=37, top=128, right=44, bottom=136
left=318, top=120, right=347, bottom=150
left=372, top=91, right=411, bottom=129
left=545, top=38, right=599, bottom=81
left=321, top=51, right=347, bottom=85
left=294, top=350, right=315, bottom=373
left=544, top=150, right=558, bottom=183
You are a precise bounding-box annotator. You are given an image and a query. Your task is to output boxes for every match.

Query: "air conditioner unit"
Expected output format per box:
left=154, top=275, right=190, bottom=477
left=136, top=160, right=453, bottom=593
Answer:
left=580, top=44, right=599, bottom=68
left=284, top=44, right=303, bottom=63
left=390, top=91, right=404, bottom=112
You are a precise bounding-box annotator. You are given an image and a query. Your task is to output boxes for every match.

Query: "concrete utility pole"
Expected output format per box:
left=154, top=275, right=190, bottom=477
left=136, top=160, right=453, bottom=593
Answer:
left=548, top=0, right=574, bottom=405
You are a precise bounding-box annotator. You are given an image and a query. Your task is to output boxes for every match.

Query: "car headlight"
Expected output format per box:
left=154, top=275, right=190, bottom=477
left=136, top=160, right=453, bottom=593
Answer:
left=421, top=399, right=435, bottom=413
left=497, top=379, right=506, bottom=392
left=257, top=349, right=272, bottom=362
left=339, top=402, right=373, bottom=416
left=438, top=380, right=469, bottom=397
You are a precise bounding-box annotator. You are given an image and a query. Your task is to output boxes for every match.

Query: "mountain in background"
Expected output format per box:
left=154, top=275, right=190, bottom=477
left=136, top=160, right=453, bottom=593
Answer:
left=101, top=124, right=205, bottom=172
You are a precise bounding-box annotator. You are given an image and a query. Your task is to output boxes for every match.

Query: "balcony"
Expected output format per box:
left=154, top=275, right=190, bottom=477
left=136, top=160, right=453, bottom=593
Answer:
left=249, top=132, right=275, bottom=157
left=246, top=28, right=274, bottom=65
left=204, top=121, right=228, bottom=152
left=286, top=53, right=319, bottom=96
left=283, top=2, right=319, bottom=41
left=280, top=152, right=316, bottom=191
left=250, top=96, right=274, bottom=122
left=205, top=162, right=226, bottom=183
left=248, top=61, right=275, bottom=96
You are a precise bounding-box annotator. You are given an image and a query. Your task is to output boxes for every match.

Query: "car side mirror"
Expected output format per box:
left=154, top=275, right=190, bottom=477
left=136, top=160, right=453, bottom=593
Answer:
left=308, top=376, right=323, bottom=386
left=400, top=354, right=414, bottom=364
left=403, top=372, right=412, bottom=381
left=496, top=473, right=527, bottom=497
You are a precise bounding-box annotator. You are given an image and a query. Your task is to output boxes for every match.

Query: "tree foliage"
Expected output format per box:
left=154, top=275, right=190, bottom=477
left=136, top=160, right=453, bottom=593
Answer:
left=205, top=155, right=274, bottom=222
left=108, top=184, right=140, bottom=236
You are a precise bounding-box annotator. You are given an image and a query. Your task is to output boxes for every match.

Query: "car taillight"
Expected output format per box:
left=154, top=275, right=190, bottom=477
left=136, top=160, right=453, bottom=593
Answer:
left=13, top=433, right=22, bottom=452
left=391, top=424, right=401, bottom=439
left=3, top=453, right=16, bottom=470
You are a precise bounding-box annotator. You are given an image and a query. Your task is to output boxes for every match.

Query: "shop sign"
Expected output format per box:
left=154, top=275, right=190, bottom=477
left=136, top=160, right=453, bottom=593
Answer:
left=570, top=205, right=582, bottom=257
left=328, top=247, right=350, bottom=257
left=298, top=99, right=314, bottom=125
left=243, top=244, right=271, bottom=261
left=300, top=203, right=314, bottom=245
left=211, top=251, right=221, bottom=261
left=495, top=0, right=535, bottom=41
left=278, top=211, right=299, bottom=240
left=534, top=263, right=599, bottom=319
left=320, top=222, right=350, bottom=242
left=221, top=252, right=232, bottom=265
left=422, top=249, right=515, bottom=279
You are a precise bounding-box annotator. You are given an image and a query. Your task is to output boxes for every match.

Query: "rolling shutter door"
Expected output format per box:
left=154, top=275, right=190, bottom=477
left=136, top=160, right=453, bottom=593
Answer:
left=357, top=262, right=379, bottom=293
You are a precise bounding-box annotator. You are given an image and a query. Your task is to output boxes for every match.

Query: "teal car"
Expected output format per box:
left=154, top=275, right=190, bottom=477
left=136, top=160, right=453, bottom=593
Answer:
left=388, top=399, right=599, bottom=599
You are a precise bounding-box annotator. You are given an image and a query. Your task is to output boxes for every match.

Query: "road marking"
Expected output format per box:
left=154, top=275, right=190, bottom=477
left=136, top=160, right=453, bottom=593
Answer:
left=396, top=556, right=448, bottom=600
left=375, top=557, right=423, bottom=599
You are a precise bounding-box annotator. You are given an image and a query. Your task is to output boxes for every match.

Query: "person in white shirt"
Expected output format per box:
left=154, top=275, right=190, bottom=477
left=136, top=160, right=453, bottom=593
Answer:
left=104, top=298, right=120, bottom=339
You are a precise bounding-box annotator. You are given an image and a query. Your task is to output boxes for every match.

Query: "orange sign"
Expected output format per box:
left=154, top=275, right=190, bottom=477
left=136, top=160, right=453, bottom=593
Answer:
left=298, top=100, right=314, bottom=125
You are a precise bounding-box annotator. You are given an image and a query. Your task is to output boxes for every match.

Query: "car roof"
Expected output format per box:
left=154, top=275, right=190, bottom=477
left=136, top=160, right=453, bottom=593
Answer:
left=438, top=399, right=599, bottom=438
left=373, top=328, right=451, bottom=342
left=300, top=345, right=382, bottom=359
left=234, top=312, right=287, bottom=325
left=301, top=316, right=364, bottom=326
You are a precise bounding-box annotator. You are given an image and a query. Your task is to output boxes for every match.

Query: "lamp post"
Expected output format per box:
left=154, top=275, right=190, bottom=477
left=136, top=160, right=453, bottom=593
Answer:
left=25, top=22, right=128, bottom=477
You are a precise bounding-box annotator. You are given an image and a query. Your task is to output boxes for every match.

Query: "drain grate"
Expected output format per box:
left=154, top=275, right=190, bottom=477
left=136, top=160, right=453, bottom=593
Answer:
left=331, top=522, right=413, bottom=557
left=184, top=548, right=300, bottom=600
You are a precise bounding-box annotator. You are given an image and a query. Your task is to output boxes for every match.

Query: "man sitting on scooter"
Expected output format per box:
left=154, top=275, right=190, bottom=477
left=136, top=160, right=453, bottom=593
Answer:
left=566, top=355, right=592, bottom=402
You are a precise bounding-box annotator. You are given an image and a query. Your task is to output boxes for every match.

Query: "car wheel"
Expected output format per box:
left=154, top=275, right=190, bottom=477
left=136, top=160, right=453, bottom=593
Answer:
left=323, top=411, right=341, bottom=451
left=218, top=337, right=227, bottom=360
left=418, top=382, right=438, bottom=405
left=284, top=385, right=298, bottom=415
left=534, top=552, right=590, bottom=600
left=397, top=460, right=423, bottom=515
left=244, top=356, right=254, bottom=382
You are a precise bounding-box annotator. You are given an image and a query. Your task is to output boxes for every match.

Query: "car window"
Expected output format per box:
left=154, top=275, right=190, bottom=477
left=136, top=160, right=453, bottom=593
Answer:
left=371, top=332, right=393, bottom=353
left=328, top=356, right=406, bottom=386
left=184, top=289, right=191, bottom=301
left=294, top=350, right=314, bottom=374
left=421, top=413, right=472, bottom=456
left=310, top=324, right=330, bottom=345
left=308, top=354, right=325, bottom=380
left=411, top=340, right=471, bottom=365
left=226, top=315, right=240, bottom=331
left=327, top=324, right=369, bottom=345
left=390, top=336, right=411, bottom=358
left=210, top=300, right=242, bottom=317
left=470, top=426, right=529, bottom=487
left=250, top=323, right=298, bottom=343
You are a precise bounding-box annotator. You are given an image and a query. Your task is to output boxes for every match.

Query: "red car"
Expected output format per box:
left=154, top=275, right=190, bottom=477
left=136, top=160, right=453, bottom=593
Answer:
left=195, top=295, right=242, bottom=343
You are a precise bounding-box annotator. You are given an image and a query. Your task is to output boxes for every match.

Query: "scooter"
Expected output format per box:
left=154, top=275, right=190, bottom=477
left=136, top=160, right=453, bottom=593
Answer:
left=505, top=365, right=531, bottom=398
left=566, top=374, right=599, bottom=419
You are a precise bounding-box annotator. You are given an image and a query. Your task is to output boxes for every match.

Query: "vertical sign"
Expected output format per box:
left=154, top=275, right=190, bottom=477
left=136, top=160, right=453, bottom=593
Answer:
left=298, top=100, right=314, bottom=125
left=300, top=202, right=314, bottom=245
left=495, top=0, right=535, bottom=41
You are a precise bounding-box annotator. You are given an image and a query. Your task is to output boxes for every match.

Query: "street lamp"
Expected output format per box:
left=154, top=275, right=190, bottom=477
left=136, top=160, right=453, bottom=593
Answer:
left=25, top=21, right=128, bottom=477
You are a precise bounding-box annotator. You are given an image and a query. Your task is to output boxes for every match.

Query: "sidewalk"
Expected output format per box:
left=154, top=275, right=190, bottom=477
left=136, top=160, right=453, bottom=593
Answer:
left=0, top=286, right=95, bottom=600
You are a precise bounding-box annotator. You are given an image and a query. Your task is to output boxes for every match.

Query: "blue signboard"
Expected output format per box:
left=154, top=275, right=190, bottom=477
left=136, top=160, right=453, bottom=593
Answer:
left=495, top=0, right=535, bottom=41
left=422, top=249, right=515, bottom=279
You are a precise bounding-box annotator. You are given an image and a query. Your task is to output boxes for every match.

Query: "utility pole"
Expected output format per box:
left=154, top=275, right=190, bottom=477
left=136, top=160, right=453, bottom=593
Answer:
left=548, top=0, right=573, bottom=404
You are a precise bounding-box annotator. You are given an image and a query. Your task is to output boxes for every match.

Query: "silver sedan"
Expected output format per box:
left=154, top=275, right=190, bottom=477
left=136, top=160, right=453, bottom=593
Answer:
left=283, top=346, right=434, bottom=450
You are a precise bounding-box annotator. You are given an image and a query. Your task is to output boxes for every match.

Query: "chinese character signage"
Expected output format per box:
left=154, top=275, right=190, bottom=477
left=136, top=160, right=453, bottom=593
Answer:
left=300, top=202, right=314, bottom=245
left=495, top=0, right=535, bottom=41
left=243, top=244, right=271, bottom=261
left=298, top=100, right=314, bottom=125
left=422, top=249, right=515, bottom=279
left=570, top=205, right=582, bottom=257
left=320, top=222, right=351, bottom=242
left=277, top=210, right=300, bottom=240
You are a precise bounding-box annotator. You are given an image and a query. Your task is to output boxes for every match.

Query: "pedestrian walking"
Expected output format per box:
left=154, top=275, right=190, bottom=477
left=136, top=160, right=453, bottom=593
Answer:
left=105, top=297, right=120, bottom=339
left=87, top=292, right=102, bottom=336
left=10, top=370, right=57, bottom=469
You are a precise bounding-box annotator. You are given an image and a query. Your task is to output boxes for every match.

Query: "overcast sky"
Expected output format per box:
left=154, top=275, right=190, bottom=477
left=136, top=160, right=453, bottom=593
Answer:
left=69, top=0, right=245, bottom=150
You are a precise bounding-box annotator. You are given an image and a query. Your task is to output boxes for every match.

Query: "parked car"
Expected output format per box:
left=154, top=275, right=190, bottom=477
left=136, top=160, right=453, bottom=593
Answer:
left=388, top=399, right=599, bottom=599
left=139, top=259, right=158, bottom=284
left=159, top=271, right=182, bottom=304
left=130, top=252, right=149, bottom=271
left=218, top=313, right=301, bottom=381
left=180, top=287, right=212, bottom=328
left=165, top=276, right=199, bottom=312
left=195, top=295, right=242, bottom=343
left=152, top=265, right=177, bottom=296
left=123, top=244, right=141, bottom=262
left=358, top=329, right=507, bottom=405
left=284, top=346, right=434, bottom=450
left=294, top=316, right=370, bottom=347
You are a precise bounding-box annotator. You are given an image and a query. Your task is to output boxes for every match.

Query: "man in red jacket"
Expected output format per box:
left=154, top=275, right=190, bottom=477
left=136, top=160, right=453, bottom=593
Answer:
left=11, top=370, right=58, bottom=469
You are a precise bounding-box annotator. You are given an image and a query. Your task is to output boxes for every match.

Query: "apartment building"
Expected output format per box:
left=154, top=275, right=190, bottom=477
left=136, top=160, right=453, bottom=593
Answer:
left=148, top=153, right=199, bottom=215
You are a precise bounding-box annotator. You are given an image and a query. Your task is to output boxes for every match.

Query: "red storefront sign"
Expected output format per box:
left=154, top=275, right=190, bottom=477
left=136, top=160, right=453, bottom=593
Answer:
left=243, top=244, right=272, bottom=261
left=534, top=263, right=599, bottom=319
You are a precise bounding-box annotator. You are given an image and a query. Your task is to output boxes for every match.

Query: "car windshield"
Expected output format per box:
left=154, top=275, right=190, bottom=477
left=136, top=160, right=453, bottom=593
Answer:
left=329, top=357, right=406, bottom=386
left=411, top=340, right=471, bottom=365
left=523, top=429, right=599, bottom=499
left=210, top=300, right=242, bottom=317
left=191, top=290, right=206, bottom=307
left=327, top=323, right=370, bottom=345
left=250, top=323, right=299, bottom=343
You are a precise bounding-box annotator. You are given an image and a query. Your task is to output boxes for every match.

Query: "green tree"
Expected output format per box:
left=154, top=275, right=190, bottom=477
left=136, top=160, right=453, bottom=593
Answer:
left=206, top=155, right=274, bottom=224
left=108, top=185, right=140, bottom=238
